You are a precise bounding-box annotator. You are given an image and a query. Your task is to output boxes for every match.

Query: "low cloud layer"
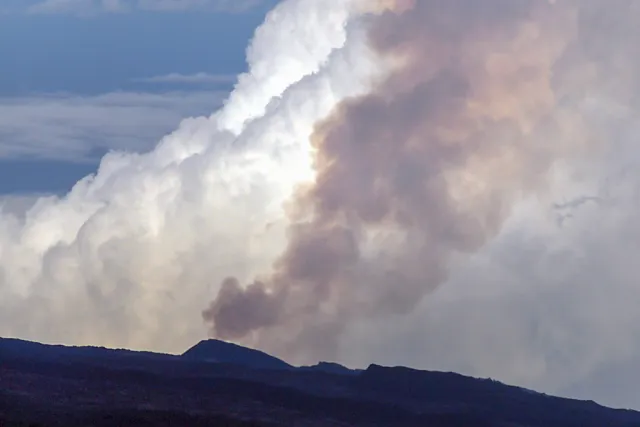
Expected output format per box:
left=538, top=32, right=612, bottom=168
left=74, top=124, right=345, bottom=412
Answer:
left=0, top=91, right=225, bottom=161
left=133, top=73, right=236, bottom=85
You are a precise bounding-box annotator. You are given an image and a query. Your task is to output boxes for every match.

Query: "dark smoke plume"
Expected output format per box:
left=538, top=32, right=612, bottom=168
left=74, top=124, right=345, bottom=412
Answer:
left=204, top=0, right=640, bottom=363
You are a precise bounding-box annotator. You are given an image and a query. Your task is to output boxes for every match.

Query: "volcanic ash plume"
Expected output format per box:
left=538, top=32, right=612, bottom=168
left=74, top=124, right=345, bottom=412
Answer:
left=204, top=0, right=640, bottom=363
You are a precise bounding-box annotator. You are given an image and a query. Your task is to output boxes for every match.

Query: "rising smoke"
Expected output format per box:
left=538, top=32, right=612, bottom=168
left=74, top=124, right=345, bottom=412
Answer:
left=203, top=0, right=640, bottom=362
left=3, top=0, right=640, bottom=408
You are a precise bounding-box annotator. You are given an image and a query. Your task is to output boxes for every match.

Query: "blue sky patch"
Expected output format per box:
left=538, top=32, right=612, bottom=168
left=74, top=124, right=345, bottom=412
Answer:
left=0, top=1, right=275, bottom=194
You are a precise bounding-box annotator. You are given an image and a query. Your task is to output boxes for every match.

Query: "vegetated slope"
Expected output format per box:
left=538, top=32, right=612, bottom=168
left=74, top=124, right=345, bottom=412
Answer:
left=1, top=337, right=640, bottom=427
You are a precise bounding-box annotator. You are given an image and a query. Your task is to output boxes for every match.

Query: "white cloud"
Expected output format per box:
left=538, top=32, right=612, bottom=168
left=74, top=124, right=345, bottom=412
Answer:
left=27, top=0, right=265, bottom=15
left=0, top=90, right=226, bottom=161
left=133, top=72, right=237, bottom=85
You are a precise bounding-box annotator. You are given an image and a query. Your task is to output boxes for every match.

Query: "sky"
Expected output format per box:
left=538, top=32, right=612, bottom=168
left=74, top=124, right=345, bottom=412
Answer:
left=4, top=0, right=640, bottom=414
left=0, top=0, right=275, bottom=193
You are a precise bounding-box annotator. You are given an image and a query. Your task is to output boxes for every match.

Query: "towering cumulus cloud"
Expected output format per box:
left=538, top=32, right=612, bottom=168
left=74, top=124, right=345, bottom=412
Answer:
left=3, top=0, right=640, bottom=403
left=0, top=0, right=389, bottom=352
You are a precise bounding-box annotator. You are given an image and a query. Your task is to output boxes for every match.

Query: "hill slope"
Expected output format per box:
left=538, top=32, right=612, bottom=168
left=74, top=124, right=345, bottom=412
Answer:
left=182, top=339, right=292, bottom=370
left=1, top=337, right=639, bottom=427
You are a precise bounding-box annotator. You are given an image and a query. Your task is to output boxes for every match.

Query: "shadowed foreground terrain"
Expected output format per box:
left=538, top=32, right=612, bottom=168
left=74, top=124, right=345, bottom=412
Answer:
left=1, top=338, right=640, bottom=427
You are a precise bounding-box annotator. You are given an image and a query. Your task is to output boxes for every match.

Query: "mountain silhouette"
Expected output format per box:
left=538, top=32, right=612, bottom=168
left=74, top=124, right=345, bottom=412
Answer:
left=182, top=339, right=292, bottom=370
left=2, top=336, right=640, bottom=427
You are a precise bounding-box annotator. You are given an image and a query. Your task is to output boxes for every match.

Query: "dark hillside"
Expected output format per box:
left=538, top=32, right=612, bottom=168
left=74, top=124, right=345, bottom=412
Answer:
left=2, top=338, right=640, bottom=427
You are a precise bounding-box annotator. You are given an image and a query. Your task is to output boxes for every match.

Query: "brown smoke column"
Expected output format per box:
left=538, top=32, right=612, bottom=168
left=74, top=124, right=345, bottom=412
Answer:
left=203, top=0, right=640, bottom=363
